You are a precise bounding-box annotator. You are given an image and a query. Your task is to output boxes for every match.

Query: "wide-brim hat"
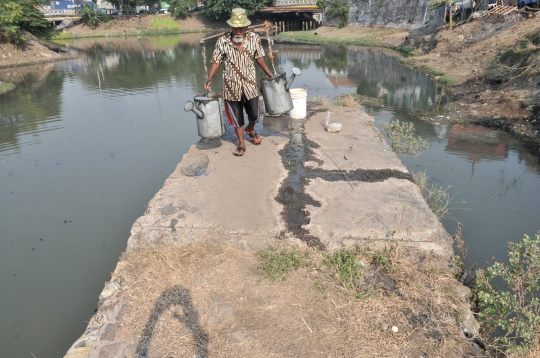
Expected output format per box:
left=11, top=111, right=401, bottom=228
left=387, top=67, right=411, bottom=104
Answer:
left=226, top=8, right=251, bottom=28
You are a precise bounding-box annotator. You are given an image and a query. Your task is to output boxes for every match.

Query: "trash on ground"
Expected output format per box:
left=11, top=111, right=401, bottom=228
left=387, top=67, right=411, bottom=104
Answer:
left=180, top=153, right=209, bottom=176
left=326, top=123, right=342, bottom=133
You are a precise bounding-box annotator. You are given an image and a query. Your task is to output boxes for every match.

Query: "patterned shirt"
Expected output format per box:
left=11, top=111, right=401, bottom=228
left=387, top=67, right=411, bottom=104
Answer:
left=211, top=31, right=266, bottom=101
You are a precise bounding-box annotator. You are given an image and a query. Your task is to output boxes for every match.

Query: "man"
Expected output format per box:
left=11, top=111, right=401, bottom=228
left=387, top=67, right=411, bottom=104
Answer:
left=204, top=8, right=274, bottom=156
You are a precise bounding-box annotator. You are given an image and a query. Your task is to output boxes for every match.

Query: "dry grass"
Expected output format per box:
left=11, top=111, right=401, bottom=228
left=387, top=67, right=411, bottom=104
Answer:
left=111, top=241, right=483, bottom=357
left=311, top=95, right=331, bottom=106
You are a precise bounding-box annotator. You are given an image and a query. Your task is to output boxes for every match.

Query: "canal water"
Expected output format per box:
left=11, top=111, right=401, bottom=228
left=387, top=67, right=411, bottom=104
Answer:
left=0, top=35, right=539, bottom=357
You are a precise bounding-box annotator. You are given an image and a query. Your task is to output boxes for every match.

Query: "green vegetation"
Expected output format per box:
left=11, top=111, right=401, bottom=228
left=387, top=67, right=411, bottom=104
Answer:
left=150, top=17, right=180, bottom=29
left=326, top=0, right=349, bottom=28
left=380, top=120, right=429, bottom=157
left=0, top=0, right=54, bottom=48
left=202, top=0, right=272, bottom=20
left=436, top=75, right=456, bottom=85
left=0, top=82, right=16, bottom=95
left=395, top=46, right=416, bottom=57
left=168, top=0, right=189, bottom=19
left=475, top=233, right=540, bottom=355
left=316, top=0, right=326, bottom=11
left=258, top=245, right=309, bottom=281
left=412, top=171, right=452, bottom=220
left=323, top=248, right=373, bottom=299
left=79, top=3, right=109, bottom=30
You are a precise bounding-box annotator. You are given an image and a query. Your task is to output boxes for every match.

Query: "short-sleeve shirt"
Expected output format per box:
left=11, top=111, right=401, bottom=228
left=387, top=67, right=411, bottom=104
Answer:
left=211, top=31, right=266, bottom=101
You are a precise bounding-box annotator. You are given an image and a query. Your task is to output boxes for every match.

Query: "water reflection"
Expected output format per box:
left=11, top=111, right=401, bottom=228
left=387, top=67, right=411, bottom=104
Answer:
left=0, top=66, right=64, bottom=154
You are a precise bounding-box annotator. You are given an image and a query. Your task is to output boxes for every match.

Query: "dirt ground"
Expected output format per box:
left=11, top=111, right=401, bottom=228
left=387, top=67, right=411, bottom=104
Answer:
left=62, top=12, right=223, bottom=37
left=0, top=37, right=71, bottom=69
left=404, top=11, right=540, bottom=141
left=109, top=242, right=484, bottom=358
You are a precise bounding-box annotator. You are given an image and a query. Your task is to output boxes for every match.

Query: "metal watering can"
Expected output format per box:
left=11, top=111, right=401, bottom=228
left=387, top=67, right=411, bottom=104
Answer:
left=260, top=67, right=302, bottom=115
left=184, top=93, right=225, bottom=138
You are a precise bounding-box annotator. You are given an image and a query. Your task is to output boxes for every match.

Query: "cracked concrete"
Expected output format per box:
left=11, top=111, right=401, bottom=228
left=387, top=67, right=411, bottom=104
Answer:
left=304, top=106, right=408, bottom=173
left=63, top=104, right=461, bottom=358
left=126, top=136, right=289, bottom=252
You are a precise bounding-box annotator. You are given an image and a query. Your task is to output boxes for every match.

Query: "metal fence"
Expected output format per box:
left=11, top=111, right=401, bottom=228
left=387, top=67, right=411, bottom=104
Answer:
left=40, top=9, right=80, bottom=17
left=273, top=0, right=317, bottom=6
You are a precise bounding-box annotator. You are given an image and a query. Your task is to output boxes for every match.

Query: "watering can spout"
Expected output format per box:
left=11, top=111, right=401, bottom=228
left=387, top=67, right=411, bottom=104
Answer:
left=184, top=101, right=204, bottom=119
left=285, top=67, right=302, bottom=90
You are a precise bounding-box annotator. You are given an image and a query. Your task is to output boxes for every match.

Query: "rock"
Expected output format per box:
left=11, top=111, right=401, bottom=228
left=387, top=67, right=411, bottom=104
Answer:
left=325, top=123, right=342, bottom=133
left=391, top=325, right=398, bottom=333
left=99, top=282, right=120, bottom=300
left=218, top=304, right=234, bottom=316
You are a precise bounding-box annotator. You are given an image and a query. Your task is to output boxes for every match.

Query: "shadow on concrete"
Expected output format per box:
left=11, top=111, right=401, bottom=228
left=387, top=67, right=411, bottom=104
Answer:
left=135, top=285, right=208, bottom=357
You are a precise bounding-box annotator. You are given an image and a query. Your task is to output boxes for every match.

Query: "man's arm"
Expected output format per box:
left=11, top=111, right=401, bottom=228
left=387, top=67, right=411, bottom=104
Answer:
left=256, top=57, right=274, bottom=78
left=204, top=63, right=220, bottom=91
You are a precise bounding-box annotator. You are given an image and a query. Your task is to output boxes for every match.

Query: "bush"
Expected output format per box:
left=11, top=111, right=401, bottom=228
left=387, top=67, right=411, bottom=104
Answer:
left=168, top=0, right=190, bottom=19
left=475, top=233, right=540, bottom=355
left=327, top=0, right=349, bottom=28
left=380, top=120, right=429, bottom=157
left=79, top=3, right=109, bottom=30
left=201, top=0, right=271, bottom=21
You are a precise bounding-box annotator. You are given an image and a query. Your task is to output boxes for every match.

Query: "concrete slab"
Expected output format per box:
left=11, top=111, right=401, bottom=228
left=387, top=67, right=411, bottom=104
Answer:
left=304, top=105, right=407, bottom=173
left=303, top=178, right=453, bottom=257
left=127, top=136, right=288, bottom=251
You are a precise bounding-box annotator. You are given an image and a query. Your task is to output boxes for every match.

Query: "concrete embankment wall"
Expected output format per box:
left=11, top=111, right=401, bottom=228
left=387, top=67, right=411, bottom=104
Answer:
left=63, top=105, right=476, bottom=358
left=324, top=0, right=445, bottom=28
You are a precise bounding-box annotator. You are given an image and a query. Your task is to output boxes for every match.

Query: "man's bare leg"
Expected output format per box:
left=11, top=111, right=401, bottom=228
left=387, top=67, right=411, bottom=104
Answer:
left=233, top=126, right=247, bottom=155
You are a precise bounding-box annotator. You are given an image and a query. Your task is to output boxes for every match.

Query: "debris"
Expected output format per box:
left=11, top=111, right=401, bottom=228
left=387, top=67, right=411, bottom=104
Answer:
left=391, top=325, right=399, bottom=333
left=325, top=123, right=342, bottom=133
left=301, top=317, right=313, bottom=333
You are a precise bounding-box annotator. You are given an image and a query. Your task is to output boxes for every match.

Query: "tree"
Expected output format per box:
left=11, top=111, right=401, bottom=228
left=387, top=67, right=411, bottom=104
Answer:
left=0, top=0, right=54, bottom=47
left=201, top=0, right=271, bottom=21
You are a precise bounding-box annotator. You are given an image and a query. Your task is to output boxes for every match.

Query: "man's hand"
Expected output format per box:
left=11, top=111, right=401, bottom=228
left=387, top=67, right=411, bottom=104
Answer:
left=204, top=79, right=212, bottom=91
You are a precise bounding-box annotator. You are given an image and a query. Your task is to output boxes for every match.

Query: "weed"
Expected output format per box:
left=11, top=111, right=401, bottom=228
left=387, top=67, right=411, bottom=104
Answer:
left=0, top=82, right=16, bottom=95
left=395, top=46, right=416, bottom=57
left=412, top=170, right=452, bottom=219
left=323, top=248, right=371, bottom=298
left=312, top=95, right=330, bottom=105
left=437, top=75, right=456, bottom=85
left=258, top=245, right=309, bottom=281
left=334, top=93, right=384, bottom=107
left=475, top=233, right=540, bottom=355
left=370, top=244, right=397, bottom=270
left=380, top=120, right=429, bottom=157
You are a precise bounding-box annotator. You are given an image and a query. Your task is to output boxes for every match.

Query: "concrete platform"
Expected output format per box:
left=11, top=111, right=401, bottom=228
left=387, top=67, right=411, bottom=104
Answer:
left=126, top=135, right=289, bottom=252
left=303, top=178, right=453, bottom=256
left=304, top=106, right=408, bottom=173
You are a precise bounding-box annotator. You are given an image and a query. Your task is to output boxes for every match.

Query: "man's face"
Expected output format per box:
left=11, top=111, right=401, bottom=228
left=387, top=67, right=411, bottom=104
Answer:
left=231, top=27, right=247, bottom=44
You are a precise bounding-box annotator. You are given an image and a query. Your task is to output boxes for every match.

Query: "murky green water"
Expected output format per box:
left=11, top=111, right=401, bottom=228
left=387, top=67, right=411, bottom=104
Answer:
left=1, top=36, right=539, bottom=357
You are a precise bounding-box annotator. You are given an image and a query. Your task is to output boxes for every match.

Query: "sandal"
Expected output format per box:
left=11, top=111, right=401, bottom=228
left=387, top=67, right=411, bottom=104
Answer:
left=245, top=128, right=262, bottom=145
left=233, top=146, right=246, bottom=156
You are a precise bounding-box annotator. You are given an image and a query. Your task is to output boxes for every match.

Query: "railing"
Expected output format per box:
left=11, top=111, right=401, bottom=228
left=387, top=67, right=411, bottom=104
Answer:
left=273, top=0, right=317, bottom=6
left=40, top=9, right=81, bottom=17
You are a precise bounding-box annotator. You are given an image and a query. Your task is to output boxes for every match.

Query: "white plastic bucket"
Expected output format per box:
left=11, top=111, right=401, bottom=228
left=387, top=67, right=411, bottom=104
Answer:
left=289, top=88, right=307, bottom=119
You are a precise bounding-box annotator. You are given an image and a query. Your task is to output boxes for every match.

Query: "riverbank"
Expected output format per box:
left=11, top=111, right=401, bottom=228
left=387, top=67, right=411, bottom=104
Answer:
left=64, top=104, right=483, bottom=357
left=276, top=15, right=540, bottom=144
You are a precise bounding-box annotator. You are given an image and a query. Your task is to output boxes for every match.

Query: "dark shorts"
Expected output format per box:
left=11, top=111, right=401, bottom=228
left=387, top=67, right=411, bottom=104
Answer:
left=224, top=93, right=261, bottom=128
